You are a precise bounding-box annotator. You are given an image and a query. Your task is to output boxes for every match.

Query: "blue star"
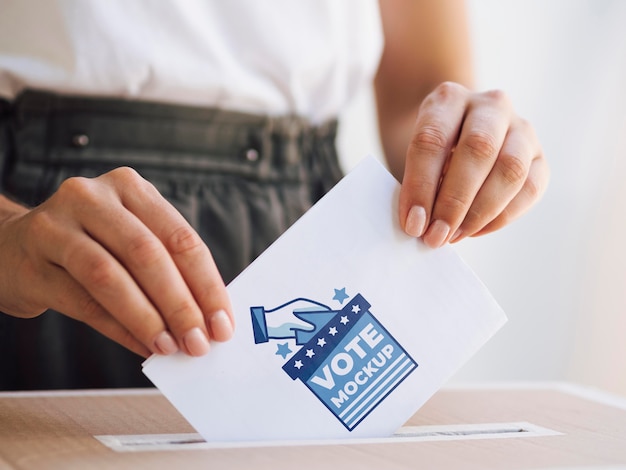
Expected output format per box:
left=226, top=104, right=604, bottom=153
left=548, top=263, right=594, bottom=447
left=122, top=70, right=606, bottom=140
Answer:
left=275, top=342, right=292, bottom=359
left=333, top=287, right=349, bottom=304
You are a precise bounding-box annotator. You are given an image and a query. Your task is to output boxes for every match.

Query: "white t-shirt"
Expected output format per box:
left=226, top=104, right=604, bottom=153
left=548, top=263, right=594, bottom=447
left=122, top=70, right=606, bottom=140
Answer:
left=0, top=0, right=383, bottom=124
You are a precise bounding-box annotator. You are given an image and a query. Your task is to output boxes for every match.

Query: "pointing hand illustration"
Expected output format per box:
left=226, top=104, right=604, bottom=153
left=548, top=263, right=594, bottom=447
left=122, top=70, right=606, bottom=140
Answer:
left=251, top=298, right=339, bottom=345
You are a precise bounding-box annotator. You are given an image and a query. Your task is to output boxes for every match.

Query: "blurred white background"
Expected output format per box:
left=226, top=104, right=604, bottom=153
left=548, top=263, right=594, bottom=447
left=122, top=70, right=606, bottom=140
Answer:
left=337, top=0, right=626, bottom=397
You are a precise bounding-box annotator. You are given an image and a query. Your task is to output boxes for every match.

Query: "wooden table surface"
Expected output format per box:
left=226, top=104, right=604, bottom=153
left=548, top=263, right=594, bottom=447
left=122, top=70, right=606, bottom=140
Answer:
left=1, top=383, right=625, bottom=469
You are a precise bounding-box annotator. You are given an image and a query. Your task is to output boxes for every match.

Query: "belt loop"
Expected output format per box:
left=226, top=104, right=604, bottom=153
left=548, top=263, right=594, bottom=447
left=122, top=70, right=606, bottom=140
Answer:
left=284, top=117, right=302, bottom=166
left=258, top=116, right=274, bottom=177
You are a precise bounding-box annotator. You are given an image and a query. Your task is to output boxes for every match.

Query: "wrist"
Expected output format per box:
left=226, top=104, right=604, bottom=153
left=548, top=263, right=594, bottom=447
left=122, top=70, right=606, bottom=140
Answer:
left=0, top=194, right=41, bottom=318
left=0, top=194, right=28, bottom=224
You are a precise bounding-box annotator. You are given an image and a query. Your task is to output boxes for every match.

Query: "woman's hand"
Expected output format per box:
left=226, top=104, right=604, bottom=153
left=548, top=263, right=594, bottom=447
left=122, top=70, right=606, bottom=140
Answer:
left=375, top=2, right=549, bottom=246
left=0, top=167, right=234, bottom=358
left=399, top=82, right=549, bottom=247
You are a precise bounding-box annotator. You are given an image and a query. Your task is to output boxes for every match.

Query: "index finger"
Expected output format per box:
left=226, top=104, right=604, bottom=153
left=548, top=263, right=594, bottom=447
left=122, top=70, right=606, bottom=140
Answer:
left=423, top=90, right=512, bottom=248
left=399, top=82, right=468, bottom=238
left=106, top=169, right=235, bottom=342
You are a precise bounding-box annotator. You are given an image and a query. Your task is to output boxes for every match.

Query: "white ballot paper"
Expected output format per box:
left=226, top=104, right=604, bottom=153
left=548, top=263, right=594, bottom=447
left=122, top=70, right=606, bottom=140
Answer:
left=143, top=156, right=507, bottom=444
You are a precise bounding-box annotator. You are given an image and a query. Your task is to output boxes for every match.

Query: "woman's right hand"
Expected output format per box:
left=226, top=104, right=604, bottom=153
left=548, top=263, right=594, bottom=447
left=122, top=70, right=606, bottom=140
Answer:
left=0, top=167, right=235, bottom=358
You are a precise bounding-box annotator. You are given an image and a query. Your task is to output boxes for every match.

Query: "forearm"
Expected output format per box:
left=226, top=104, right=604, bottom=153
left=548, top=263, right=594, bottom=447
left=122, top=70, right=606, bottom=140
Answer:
left=374, top=97, right=425, bottom=182
left=375, top=79, right=473, bottom=183
left=375, top=0, right=474, bottom=181
left=0, top=194, right=31, bottom=316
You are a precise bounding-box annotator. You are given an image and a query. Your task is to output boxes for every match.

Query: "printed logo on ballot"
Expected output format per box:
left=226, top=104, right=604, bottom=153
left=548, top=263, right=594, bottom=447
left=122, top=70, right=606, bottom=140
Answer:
left=250, top=288, right=418, bottom=431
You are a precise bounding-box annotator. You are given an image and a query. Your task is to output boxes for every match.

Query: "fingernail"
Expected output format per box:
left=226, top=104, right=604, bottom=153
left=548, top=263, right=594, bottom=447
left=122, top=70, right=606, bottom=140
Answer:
left=153, top=331, right=179, bottom=355
left=405, top=205, right=426, bottom=237
left=450, top=228, right=463, bottom=243
left=183, top=327, right=211, bottom=356
left=423, top=220, right=450, bottom=248
left=209, top=309, right=234, bottom=342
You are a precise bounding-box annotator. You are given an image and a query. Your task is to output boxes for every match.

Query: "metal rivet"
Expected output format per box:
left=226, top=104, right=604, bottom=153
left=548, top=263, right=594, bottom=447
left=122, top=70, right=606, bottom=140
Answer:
left=72, top=134, right=90, bottom=148
left=245, top=148, right=259, bottom=162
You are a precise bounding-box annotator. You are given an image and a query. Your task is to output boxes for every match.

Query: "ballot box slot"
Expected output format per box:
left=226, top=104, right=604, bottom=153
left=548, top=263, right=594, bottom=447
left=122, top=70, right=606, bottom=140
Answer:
left=95, top=421, right=561, bottom=452
left=393, top=427, right=526, bottom=437
left=388, top=422, right=561, bottom=442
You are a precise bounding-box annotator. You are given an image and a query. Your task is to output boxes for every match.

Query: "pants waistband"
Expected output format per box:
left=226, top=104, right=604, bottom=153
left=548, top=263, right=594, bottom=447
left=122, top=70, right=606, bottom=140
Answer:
left=4, top=89, right=338, bottom=172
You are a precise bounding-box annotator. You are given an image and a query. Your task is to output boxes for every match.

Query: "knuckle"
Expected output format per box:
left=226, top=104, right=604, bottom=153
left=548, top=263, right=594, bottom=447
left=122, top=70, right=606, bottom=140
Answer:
left=482, top=88, right=510, bottom=108
left=167, top=300, right=200, bottom=330
left=108, top=166, right=142, bottom=183
left=523, top=177, right=542, bottom=201
left=410, top=175, right=439, bottom=195
left=515, top=116, right=534, bottom=134
left=438, top=191, right=471, bottom=216
left=462, top=206, right=482, bottom=227
left=513, top=116, right=541, bottom=149
left=496, top=153, right=528, bottom=187
left=433, top=81, right=465, bottom=100
left=409, top=125, right=449, bottom=156
left=115, top=167, right=155, bottom=191
left=421, top=82, right=466, bottom=110
left=106, top=167, right=157, bottom=198
left=462, top=131, right=499, bottom=163
left=190, top=269, right=228, bottom=314
left=82, top=255, right=118, bottom=291
left=56, top=176, right=95, bottom=202
left=126, top=234, right=164, bottom=267
left=419, top=82, right=465, bottom=111
left=78, top=294, right=105, bottom=323
left=166, top=225, right=204, bottom=256
left=494, top=208, right=513, bottom=227
left=196, top=277, right=226, bottom=306
left=463, top=204, right=498, bottom=234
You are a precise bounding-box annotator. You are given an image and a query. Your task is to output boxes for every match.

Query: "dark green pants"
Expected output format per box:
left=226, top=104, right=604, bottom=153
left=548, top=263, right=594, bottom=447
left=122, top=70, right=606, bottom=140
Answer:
left=0, top=90, right=343, bottom=390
